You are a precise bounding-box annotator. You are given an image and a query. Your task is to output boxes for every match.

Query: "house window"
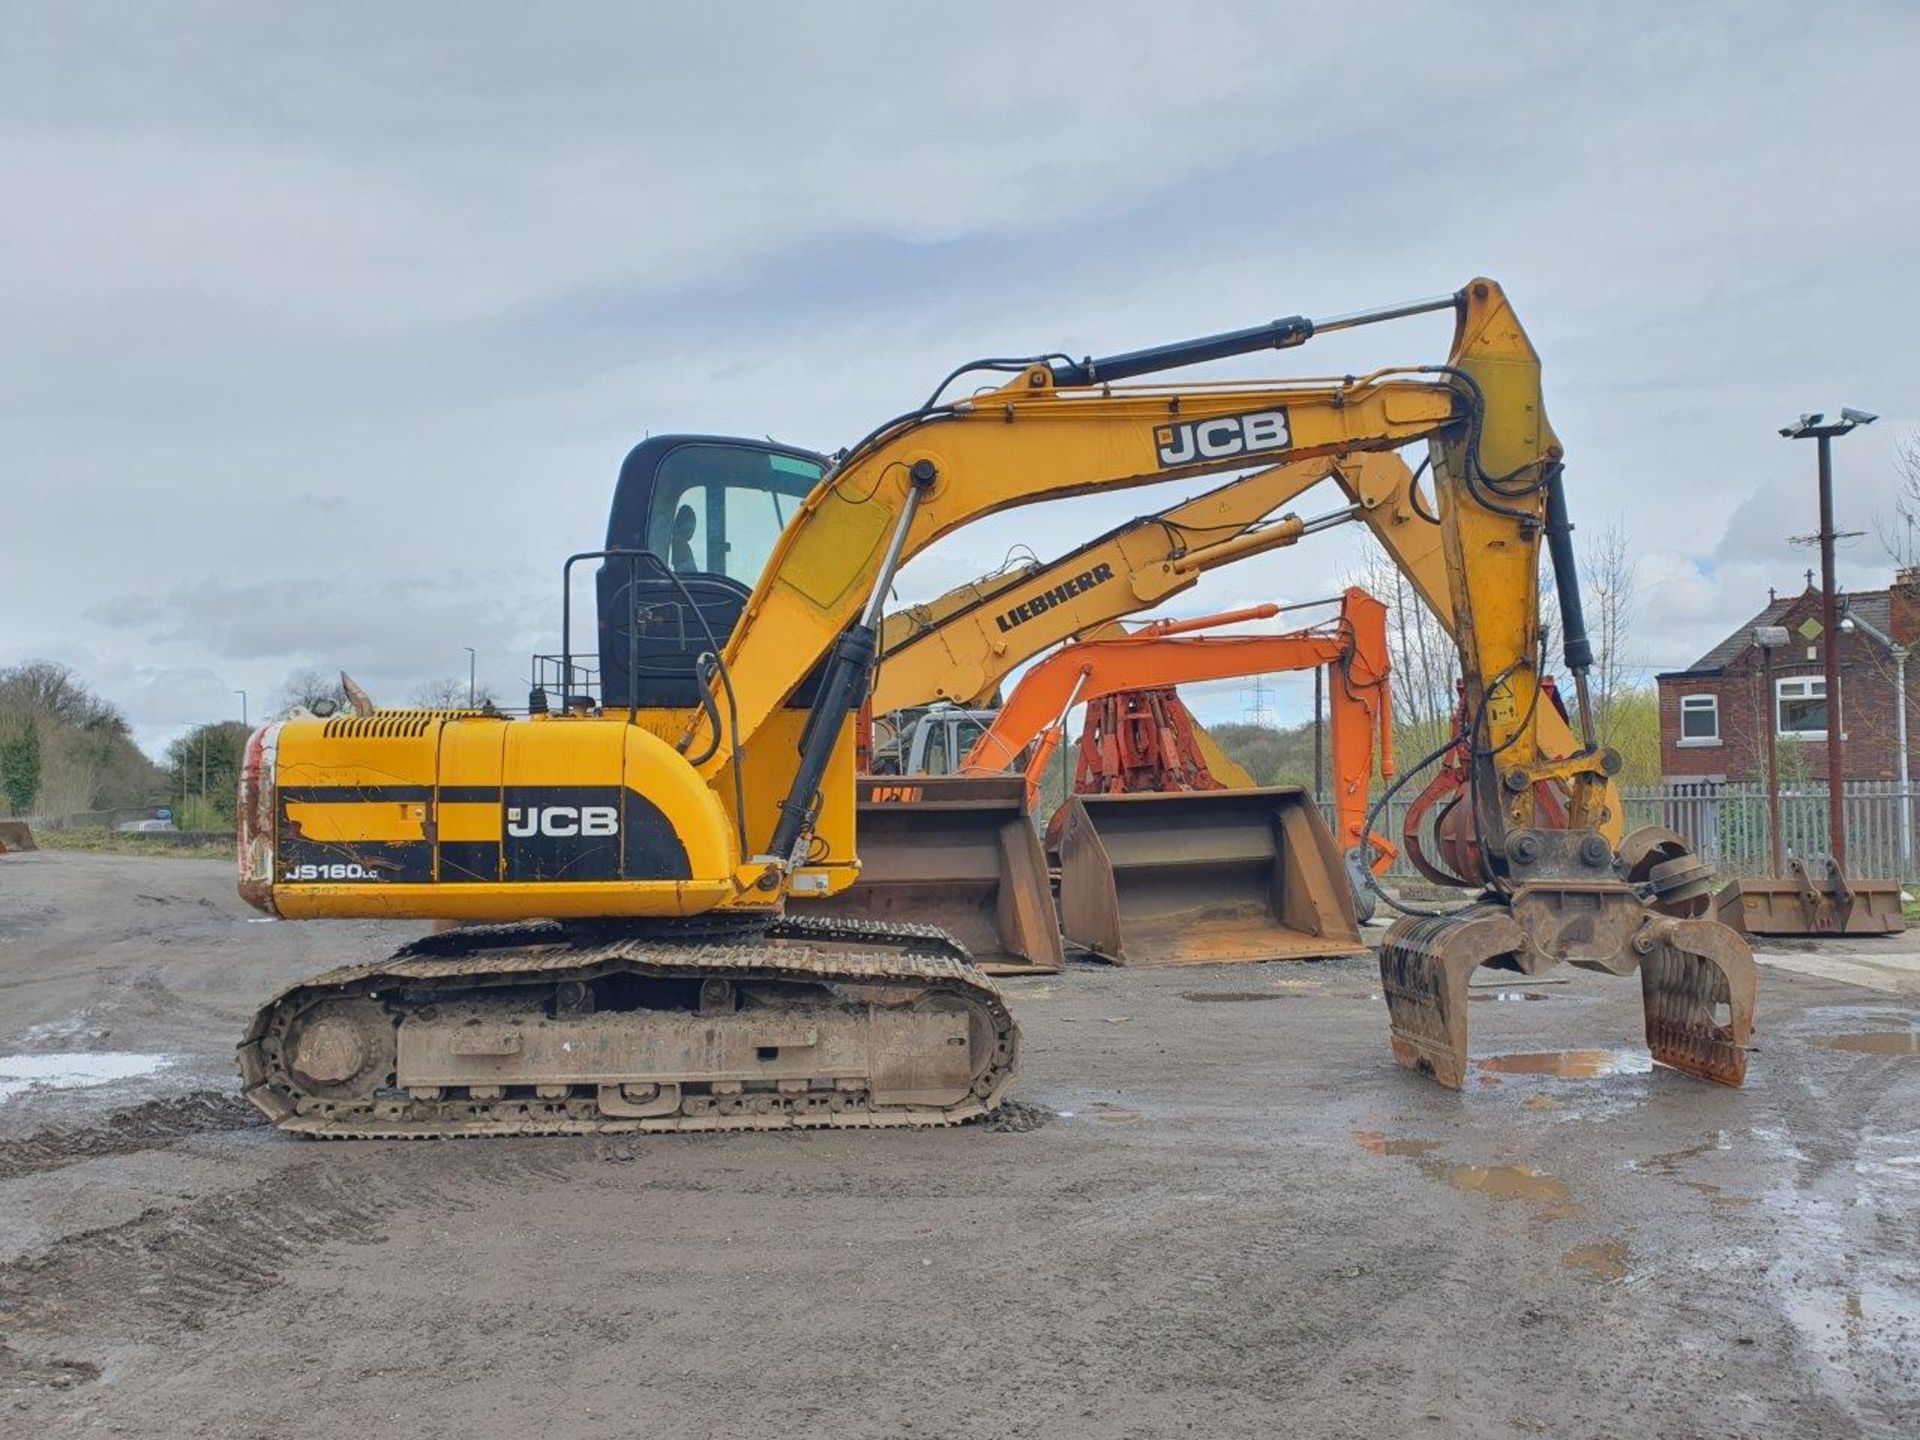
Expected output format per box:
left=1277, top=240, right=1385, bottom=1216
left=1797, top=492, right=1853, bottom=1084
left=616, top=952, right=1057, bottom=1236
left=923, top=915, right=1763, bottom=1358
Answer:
left=1777, top=676, right=1829, bottom=739
left=1678, top=695, right=1720, bottom=745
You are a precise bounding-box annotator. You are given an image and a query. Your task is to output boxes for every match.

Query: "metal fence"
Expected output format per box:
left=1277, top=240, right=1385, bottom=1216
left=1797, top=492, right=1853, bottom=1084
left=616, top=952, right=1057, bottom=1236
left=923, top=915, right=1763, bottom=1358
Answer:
left=1344, top=779, right=1920, bottom=884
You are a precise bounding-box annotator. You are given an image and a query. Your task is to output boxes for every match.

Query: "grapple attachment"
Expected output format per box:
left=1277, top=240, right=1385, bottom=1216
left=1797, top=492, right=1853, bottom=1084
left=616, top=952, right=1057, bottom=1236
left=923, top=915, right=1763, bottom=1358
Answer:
left=1718, top=854, right=1905, bottom=937
left=812, top=775, right=1063, bottom=975
left=1055, top=787, right=1363, bottom=966
left=1378, top=829, right=1757, bottom=1089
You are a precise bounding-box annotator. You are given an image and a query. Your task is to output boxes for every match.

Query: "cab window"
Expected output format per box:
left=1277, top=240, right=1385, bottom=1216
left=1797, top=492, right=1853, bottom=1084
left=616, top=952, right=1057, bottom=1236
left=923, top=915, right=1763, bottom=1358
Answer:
left=644, top=444, right=822, bottom=586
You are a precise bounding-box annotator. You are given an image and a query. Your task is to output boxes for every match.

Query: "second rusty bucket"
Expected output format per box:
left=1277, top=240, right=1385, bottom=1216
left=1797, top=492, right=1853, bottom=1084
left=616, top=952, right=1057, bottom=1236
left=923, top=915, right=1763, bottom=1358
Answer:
left=1055, top=787, right=1365, bottom=966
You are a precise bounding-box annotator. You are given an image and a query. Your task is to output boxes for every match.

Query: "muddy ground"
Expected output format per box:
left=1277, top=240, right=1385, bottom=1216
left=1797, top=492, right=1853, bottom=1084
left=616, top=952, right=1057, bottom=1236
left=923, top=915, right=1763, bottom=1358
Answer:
left=0, top=850, right=1915, bottom=1439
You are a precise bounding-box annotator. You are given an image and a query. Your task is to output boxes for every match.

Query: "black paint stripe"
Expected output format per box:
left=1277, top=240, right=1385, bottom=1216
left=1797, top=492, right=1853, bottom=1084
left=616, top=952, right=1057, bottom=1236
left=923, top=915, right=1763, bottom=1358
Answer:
left=437, top=787, right=503, bottom=803
left=439, top=841, right=502, bottom=883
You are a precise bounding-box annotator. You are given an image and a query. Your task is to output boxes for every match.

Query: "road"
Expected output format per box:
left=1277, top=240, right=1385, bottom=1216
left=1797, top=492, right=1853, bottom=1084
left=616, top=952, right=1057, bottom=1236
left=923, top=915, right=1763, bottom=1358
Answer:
left=1, top=850, right=1915, bottom=1438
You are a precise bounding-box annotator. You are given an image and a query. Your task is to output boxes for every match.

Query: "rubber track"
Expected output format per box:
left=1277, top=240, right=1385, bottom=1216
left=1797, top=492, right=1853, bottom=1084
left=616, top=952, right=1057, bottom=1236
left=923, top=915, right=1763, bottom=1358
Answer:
left=240, top=914, right=1020, bottom=1139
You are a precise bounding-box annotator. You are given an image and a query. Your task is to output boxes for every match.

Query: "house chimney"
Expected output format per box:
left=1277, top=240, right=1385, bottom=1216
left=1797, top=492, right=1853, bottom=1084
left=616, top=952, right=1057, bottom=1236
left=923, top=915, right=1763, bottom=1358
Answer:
left=1896, top=565, right=1920, bottom=595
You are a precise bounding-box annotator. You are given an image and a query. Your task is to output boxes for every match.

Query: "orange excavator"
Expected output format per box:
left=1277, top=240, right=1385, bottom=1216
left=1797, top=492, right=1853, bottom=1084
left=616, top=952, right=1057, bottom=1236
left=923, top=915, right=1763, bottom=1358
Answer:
left=837, top=457, right=1412, bottom=978
left=940, top=590, right=1393, bottom=962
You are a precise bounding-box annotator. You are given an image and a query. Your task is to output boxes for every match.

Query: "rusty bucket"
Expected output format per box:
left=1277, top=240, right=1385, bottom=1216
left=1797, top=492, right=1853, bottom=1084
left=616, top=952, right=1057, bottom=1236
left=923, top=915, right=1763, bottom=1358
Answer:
left=1720, top=854, right=1905, bottom=938
left=1055, top=787, right=1364, bottom=966
left=811, top=774, right=1063, bottom=975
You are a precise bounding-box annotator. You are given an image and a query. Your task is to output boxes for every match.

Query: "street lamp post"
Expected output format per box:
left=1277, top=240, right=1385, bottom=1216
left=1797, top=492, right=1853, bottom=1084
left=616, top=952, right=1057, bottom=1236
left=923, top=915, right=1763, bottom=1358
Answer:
left=1840, top=604, right=1911, bottom=876
left=462, top=647, right=477, bottom=707
left=1781, top=408, right=1878, bottom=865
left=235, top=689, right=248, bottom=727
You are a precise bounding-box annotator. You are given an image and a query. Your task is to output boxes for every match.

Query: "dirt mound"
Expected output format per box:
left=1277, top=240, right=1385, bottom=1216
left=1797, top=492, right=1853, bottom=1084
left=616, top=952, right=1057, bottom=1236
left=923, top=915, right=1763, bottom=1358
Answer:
left=0, top=1089, right=263, bottom=1181
left=0, top=820, right=36, bottom=853
left=982, top=1098, right=1055, bottom=1133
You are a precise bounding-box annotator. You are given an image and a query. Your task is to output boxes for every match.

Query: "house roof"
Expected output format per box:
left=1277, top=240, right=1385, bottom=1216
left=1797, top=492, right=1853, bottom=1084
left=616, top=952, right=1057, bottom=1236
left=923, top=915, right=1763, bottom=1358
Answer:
left=1656, top=587, right=1895, bottom=679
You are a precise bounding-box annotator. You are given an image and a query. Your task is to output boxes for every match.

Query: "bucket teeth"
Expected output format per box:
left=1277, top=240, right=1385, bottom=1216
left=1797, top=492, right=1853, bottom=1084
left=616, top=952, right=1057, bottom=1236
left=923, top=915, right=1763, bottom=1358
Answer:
left=1378, top=907, right=1527, bottom=1089
left=1636, top=917, right=1755, bottom=1086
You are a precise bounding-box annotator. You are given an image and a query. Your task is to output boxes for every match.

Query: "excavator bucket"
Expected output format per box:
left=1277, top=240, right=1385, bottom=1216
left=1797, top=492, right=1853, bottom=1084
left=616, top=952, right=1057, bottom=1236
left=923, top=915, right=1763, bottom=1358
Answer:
left=1055, top=787, right=1364, bottom=966
left=1379, top=831, right=1758, bottom=1090
left=813, top=775, right=1063, bottom=975
left=1718, top=855, right=1905, bottom=937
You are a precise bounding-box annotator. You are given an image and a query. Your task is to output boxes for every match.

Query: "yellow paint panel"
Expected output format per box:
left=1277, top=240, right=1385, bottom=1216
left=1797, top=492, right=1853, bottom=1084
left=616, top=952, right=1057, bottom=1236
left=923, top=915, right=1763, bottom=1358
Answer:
left=781, top=481, right=895, bottom=611
left=436, top=802, right=499, bottom=842
left=285, top=801, right=426, bottom=843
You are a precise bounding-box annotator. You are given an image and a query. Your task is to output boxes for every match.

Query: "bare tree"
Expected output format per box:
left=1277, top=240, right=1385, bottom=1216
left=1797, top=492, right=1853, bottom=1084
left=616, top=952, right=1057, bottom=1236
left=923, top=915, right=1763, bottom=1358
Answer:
left=1877, top=430, right=1920, bottom=569
left=0, top=660, right=128, bottom=735
left=410, top=677, right=500, bottom=709
left=273, top=667, right=351, bottom=719
left=1579, top=516, right=1640, bottom=745
left=1347, top=548, right=1458, bottom=751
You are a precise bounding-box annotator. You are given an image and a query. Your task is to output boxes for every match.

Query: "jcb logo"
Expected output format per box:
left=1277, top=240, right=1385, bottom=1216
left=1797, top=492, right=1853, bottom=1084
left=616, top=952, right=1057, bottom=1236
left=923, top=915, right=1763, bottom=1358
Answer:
left=506, top=805, right=619, bottom=838
left=1154, top=408, right=1291, bottom=468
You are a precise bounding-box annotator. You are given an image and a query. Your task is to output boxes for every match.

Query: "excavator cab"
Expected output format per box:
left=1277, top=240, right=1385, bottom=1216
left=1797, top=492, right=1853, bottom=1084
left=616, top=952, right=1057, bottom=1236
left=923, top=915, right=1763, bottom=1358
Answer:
left=598, top=436, right=825, bottom=707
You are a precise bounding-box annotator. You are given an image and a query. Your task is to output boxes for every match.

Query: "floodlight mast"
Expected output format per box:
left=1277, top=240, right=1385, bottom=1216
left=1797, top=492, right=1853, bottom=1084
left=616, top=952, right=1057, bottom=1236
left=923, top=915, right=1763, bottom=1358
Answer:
left=1780, top=407, right=1878, bottom=864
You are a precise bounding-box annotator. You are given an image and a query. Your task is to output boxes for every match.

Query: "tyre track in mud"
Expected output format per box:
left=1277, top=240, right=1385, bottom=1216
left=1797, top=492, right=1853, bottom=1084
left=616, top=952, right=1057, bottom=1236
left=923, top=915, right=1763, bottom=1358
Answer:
left=0, top=1090, right=265, bottom=1181
left=0, top=1143, right=584, bottom=1350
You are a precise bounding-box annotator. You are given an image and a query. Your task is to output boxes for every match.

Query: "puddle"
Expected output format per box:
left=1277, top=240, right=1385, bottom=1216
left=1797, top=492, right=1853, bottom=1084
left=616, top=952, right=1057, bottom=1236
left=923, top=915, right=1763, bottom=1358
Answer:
left=1353, top=1132, right=1577, bottom=1219
left=1444, top=1164, right=1578, bottom=1218
left=1813, top=1030, right=1920, bottom=1056
left=1469, top=990, right=1553, bottom=1003
left=1637, top=1136, right=1728, bottom=1173
left=1682, top=1180, right=1757, bottom=1210
left=1177, top=991, right=1292, bottom=1004
left=0, top=1052, right=178, bottom=1104
left=1475, top=1050, right=1654, bottom=1079
left=1562, top=1238, right=1630, bottom=1282
left=1634, top=1132, right=1731, bottom=1176
left=1353, top=1131, right=1440, bottom=1158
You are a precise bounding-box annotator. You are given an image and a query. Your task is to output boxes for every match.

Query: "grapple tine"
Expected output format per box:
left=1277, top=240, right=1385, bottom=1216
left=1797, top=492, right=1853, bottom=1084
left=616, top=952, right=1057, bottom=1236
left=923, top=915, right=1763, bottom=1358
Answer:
left=1636, top=916, right=1756, bottom=1086
left=1379, top=907, right=1528, bottom=1089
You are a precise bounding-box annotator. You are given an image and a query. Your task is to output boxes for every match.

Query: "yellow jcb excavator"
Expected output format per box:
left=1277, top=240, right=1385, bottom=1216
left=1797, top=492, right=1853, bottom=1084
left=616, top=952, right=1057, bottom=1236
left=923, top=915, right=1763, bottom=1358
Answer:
left=237, top=277, right=1754, bottom=1135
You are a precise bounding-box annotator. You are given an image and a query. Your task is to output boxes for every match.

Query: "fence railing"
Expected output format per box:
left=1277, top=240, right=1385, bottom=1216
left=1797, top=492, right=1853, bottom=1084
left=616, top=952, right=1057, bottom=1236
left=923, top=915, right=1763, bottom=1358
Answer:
left=1340, top=779, right=1920, bottom=884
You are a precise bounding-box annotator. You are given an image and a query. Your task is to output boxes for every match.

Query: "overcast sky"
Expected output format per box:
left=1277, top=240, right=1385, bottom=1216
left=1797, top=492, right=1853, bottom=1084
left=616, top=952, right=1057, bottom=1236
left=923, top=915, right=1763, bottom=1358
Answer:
left=6, top=3, right=1919, bottom=756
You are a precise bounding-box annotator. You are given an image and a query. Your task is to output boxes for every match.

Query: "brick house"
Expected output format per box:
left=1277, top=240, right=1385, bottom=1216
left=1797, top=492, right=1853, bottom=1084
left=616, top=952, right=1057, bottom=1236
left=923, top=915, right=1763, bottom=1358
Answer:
left=1655, top=571, right=1920, bottom=785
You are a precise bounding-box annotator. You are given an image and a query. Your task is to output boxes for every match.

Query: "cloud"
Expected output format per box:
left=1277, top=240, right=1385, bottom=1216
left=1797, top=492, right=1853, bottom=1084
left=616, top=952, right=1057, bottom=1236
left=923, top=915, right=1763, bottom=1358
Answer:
left=5, top=3, right=1919, bottom=756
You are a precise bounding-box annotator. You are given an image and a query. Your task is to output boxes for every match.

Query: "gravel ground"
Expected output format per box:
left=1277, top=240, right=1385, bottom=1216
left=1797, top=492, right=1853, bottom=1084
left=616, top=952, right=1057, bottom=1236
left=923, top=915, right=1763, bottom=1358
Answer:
left=0, top=849, right=1915, bottom=1438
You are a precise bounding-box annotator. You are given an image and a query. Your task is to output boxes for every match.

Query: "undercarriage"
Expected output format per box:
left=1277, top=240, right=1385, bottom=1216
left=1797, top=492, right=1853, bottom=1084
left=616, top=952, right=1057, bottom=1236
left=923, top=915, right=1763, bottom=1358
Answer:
left=241, top=915, right=1019, bottom=1137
